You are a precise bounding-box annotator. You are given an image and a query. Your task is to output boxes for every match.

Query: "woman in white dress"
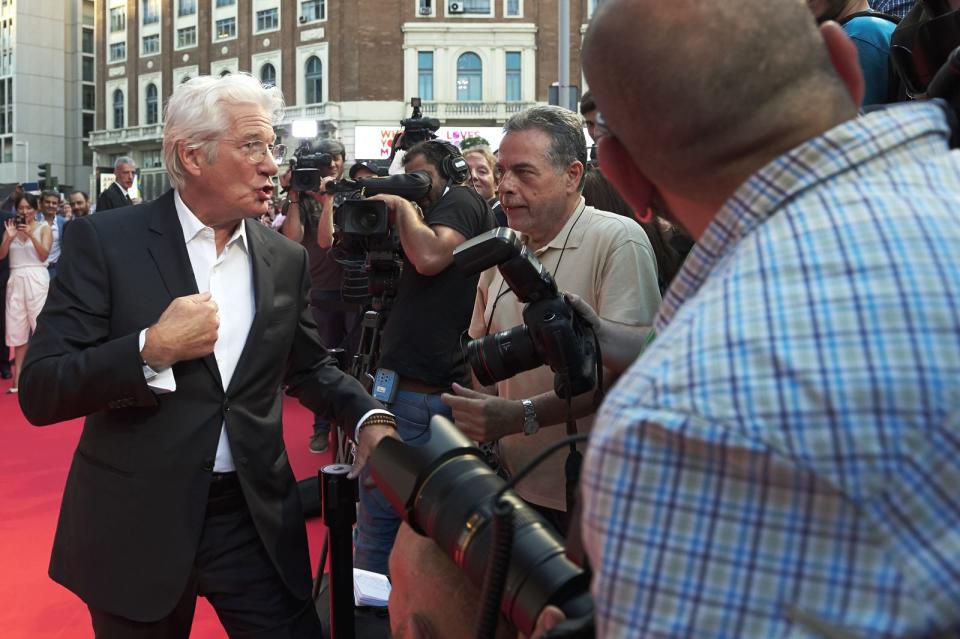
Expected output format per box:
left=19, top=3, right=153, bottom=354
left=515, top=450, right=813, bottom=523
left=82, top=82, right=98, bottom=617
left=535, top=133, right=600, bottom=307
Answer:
left=0, top=193, right=52, bottom=392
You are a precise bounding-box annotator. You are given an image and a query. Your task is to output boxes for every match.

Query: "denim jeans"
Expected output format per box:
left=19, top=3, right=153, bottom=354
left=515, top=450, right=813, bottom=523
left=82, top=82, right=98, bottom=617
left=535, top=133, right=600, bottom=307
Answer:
left=353, top=390, right=452, bottom=574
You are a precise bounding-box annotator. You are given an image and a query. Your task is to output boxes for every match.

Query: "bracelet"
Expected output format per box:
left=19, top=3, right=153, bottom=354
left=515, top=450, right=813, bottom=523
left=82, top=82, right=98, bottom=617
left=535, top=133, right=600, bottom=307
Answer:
left=410, top=202, right=424, bottom=220
left=355, top=414, right=396, bottom=442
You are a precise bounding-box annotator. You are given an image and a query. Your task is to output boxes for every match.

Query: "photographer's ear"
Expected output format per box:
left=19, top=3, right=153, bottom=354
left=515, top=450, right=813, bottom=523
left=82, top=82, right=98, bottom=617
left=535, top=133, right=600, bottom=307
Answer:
left=597, top=135, right=655, bottom=220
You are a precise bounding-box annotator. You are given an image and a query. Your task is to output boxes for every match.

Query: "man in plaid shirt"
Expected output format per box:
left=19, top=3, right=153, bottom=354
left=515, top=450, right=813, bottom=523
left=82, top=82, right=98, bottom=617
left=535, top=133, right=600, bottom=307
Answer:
left=570, top=0, right=960, bottom=637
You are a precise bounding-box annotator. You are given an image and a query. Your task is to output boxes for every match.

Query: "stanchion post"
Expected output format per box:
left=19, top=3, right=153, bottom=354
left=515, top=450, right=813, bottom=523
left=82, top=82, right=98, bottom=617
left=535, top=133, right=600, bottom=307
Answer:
left=321, top=464, right=357, bottom=639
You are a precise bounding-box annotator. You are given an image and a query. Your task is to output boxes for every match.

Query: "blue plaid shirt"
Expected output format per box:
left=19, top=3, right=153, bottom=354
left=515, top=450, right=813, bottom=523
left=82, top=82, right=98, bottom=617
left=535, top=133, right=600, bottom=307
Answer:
left=868, top=0, right=916, bottom=18
left=583, top=102, right=960, bottom=638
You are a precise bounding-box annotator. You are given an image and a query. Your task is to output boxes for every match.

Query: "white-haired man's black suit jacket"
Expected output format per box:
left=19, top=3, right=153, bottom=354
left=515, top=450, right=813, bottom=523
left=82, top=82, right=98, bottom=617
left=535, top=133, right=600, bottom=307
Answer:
left=19, top=189, right=379, bottom=621
left=95, top=181, right=132, bottom=211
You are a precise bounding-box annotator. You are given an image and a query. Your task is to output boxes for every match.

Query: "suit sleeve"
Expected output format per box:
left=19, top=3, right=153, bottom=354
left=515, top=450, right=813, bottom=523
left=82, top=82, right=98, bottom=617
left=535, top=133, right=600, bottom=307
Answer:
left=282, top=246, right=383, bottom=440
left=18, top=216, right=158, bottom=425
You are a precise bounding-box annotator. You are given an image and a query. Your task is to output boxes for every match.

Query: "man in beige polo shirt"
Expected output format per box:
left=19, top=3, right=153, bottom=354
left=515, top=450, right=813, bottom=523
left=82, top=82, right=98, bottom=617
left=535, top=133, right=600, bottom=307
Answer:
left=441, top=104, right=661, bottom=531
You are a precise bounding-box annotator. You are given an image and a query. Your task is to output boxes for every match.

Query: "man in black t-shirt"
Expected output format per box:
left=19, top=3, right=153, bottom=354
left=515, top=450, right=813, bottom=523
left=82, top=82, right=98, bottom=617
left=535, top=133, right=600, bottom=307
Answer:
left=355, top=140, right=495, bottom=574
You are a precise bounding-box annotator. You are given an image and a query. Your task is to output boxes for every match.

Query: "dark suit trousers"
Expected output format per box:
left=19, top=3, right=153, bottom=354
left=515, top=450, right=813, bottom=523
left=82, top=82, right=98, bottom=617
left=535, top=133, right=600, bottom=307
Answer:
left=88, top=474, right=321, bottom=639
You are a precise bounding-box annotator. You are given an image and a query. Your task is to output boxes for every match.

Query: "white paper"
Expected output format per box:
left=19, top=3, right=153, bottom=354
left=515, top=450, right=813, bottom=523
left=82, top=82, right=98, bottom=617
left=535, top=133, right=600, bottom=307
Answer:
left=353, top=568, right=391, bottom=607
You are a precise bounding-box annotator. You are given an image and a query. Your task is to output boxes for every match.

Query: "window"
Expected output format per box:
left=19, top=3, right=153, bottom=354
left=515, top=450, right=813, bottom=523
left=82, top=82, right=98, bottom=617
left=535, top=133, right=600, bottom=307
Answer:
left=82, top=85, right=95, bottom=110
left=461, top=0, right=491, bottom=13
left=82, top=57, right=94, bottom=82
left=588, top=0, right=602, bottom=16
left=505, top=51, right=521, bottom=101
left=215, top=0, right=235, bottom=6
left=417, top=51, right=433, bottom=101
left=456, top=52, right=482, bottom=101
left=260, top=63, right=276, bottom=87
left=417, top=0, right=433, bottom=16
left=215, top=17, right=236, bottom=40
left=145, top=83, right=158, bottom=125
left=82, top=28, right=94, bottom=54
left=142, top=149, right=162, bottom=168
left=256, top=8, right=279, bottom=32
left=109, top=41, right=126, bottom=62
left=142, top=0, right=159, bottom=24
left=142, top=34, right=160, bottom=55
left=177, top=26, right=196, bottom=48
left=178, top=0, right=196, bottom=16
left=302, top=0, right=325, bottom=21
left=305, top=56, right=323, bottom=104
left=113, top=89, right=124, bottom=129
left=110, top=7, right=125, bottom=32
left=505, top=0, right=520, bottom=16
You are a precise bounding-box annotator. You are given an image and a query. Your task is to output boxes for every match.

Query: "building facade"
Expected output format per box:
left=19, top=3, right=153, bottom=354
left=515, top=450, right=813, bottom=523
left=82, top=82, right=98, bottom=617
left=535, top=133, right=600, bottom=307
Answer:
left=0, top=0, right=95, bottom=193
left=91, top=0, right=602, bottom=201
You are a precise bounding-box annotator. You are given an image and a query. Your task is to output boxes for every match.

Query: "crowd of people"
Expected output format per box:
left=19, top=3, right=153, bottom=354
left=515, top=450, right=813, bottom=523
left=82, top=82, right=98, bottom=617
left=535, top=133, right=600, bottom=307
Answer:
left=11, top=0, right=960, bottom=636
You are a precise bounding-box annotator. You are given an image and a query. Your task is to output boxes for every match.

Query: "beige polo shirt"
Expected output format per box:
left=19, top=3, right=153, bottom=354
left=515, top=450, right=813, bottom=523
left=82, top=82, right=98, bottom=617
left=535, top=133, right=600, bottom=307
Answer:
left=469, top=198, right=662, bottom=511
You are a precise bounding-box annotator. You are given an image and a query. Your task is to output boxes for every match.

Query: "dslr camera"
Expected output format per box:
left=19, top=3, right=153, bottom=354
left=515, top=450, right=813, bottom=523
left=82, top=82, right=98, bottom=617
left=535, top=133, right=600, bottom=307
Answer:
left=453, top=228, right=598, bottom=399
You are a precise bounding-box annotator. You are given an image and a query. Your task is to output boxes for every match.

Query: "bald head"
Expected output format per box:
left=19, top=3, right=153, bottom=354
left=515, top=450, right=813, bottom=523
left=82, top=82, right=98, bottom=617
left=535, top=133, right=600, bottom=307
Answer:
left=583, top=0, right=857, bottom=186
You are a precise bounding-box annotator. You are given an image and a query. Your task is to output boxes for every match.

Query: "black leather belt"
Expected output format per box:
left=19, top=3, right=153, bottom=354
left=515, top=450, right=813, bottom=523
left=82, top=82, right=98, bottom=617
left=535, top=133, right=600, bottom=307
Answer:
left=207, top=472, right=244, bottom=517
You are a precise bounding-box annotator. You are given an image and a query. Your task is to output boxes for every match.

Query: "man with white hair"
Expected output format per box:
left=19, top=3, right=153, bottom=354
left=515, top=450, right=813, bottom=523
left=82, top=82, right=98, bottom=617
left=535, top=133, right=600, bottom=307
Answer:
left=96, top=156, right=137, bottom=211
left=19, top=73, right=397, bottom=638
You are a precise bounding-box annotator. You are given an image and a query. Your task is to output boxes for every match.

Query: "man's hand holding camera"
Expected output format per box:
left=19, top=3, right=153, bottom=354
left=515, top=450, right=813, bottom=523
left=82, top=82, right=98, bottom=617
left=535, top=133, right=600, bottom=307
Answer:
left=441, top=383, right=525, bottom=442
left=367, top=193, right=466, bottom=277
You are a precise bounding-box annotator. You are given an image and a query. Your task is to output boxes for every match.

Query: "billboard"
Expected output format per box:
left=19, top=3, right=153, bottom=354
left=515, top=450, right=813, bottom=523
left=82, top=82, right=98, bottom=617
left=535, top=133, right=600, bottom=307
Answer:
left=354, top=126, right=506, bottom=160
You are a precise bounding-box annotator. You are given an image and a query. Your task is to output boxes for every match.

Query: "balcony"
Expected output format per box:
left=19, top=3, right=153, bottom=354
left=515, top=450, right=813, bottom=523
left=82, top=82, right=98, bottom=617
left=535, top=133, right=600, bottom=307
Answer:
left=89, top=124, right=164, bottom=148
left=421, top=101, right=537, bottom=122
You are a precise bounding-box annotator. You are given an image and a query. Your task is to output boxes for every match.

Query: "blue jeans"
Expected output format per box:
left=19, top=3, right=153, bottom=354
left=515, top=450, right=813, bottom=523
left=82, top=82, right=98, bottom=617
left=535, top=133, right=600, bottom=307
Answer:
left=353, top=390, right=452, bottom=574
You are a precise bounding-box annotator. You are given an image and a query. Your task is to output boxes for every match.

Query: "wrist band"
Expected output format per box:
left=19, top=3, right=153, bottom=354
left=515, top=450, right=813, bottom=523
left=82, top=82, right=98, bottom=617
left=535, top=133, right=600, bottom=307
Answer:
left=355, top=415, right=396, bottom=443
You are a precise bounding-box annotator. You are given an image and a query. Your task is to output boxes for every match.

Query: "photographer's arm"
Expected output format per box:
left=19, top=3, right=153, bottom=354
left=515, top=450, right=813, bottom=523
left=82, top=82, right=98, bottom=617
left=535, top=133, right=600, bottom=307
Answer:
left=371, top=194, right=466, bottom=276
left=565, top=292, right=652, bottom=375
left=278, top=168, right=305, bottom=243
left=314, top=177, right=336, bottom=249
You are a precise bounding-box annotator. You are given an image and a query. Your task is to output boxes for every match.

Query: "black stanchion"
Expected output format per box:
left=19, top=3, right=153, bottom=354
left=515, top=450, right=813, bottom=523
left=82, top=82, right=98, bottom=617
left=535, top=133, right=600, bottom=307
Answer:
left=321, top=464, right=357, bottom=639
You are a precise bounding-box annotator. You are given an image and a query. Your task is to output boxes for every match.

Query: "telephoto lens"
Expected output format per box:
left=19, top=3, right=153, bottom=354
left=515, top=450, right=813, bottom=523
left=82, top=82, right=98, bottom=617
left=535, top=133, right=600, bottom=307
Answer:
left=369, top=416, right=593, bottom=636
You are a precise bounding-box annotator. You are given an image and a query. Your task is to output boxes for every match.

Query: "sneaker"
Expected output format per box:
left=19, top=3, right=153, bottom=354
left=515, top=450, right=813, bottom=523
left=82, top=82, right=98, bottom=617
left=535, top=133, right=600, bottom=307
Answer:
left=308, top=432, right=329, bottom=454
left=6, top=387, right=17, bottom=394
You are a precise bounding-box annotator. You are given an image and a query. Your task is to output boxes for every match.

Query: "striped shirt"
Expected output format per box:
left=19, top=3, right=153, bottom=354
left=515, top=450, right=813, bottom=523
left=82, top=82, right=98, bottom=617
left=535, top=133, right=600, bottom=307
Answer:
left=583, top=101, right=960, bottom=638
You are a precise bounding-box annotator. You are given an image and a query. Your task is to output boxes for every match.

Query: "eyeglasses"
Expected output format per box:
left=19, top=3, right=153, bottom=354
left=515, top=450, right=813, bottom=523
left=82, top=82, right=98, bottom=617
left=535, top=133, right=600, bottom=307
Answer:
left=593, top=111, right=613, bottom=143
left=229, top=139, right=287, bottom=164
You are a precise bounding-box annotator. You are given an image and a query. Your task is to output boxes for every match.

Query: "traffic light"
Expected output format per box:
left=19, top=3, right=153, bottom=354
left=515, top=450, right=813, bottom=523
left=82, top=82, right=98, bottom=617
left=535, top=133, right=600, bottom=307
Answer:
left=37, top=163, right=50, bottom=189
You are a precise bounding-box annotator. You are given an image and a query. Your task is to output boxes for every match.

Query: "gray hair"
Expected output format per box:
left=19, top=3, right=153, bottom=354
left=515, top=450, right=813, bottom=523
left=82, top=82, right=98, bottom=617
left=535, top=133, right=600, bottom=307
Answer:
left=503, top=105, right=587, bottom=188
left=114, top=156, right=135, bottom=170
left=162, top=72, right=285, bottom=190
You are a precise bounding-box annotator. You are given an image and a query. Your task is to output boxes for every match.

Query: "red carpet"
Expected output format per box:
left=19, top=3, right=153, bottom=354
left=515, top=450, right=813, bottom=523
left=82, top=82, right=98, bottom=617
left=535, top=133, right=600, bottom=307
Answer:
left=0, top=379, right=334, bottom=638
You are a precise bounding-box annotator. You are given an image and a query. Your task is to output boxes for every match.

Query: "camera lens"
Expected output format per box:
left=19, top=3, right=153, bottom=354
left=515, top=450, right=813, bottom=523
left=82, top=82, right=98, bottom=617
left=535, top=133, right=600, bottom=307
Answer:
left=358, top=210, right=381, bottom=232
left=370, top=417, right=592, bottom=637
left=467, top=325, right=540, bottom=387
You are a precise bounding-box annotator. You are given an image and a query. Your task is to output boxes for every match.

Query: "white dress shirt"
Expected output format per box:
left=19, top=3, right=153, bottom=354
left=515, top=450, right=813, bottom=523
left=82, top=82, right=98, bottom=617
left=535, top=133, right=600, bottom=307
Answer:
left=139, top=192, right=391, bottom=469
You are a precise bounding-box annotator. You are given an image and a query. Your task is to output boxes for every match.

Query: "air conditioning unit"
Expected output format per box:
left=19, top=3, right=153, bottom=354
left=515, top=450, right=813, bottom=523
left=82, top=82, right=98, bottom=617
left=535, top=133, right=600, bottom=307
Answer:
left=448, top=1, right=465, bottom=13
left=298, top=15, right=308, bottom=23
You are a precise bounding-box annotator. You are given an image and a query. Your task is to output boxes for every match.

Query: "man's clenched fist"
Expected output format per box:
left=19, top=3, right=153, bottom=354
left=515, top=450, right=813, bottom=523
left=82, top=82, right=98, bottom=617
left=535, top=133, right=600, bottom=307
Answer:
left=140, top=292, right=219, bottom=370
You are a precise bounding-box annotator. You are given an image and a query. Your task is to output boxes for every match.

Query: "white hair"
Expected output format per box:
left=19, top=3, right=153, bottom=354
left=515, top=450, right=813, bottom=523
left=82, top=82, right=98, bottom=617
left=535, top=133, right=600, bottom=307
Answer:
left=162, top=72, right=285, bottom=190
left=114, top=156, right=135, bottom=170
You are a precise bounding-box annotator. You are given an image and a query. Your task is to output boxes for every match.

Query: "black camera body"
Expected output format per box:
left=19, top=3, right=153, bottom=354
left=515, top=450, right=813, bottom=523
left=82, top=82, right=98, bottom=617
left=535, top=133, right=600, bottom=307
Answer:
left=14, top=212, right=26, bottom=226
left=453, top=228, right=598, bottom=399
left=288, top=140, right=334, bottom=192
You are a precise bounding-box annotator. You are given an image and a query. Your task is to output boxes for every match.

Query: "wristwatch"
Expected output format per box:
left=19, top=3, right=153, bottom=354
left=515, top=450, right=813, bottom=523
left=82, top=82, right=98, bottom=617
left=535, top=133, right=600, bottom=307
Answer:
left=521, top=399, right=540, bottom=436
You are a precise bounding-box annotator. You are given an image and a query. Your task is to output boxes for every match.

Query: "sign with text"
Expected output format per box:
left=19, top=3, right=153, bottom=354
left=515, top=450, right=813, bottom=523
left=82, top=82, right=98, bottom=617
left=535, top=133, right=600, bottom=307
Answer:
left=354, top=126, right=506, bottom=160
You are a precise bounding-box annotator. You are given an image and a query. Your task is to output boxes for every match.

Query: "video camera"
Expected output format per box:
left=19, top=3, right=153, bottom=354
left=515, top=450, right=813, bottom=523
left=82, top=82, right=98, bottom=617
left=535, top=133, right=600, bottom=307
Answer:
left=453, top=228, right=598, bottom=399
left=389, top=97, right=441, bottom=160
left=288, top=140, right=335, bottom=193
left=370, top=415, right=594, bottom=638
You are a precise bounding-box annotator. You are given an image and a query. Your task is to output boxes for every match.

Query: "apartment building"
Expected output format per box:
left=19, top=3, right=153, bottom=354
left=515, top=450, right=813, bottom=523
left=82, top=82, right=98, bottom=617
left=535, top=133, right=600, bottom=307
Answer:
left=0, top=0, right=95, bottom=192
left=92, top=0, right=602, bottom=200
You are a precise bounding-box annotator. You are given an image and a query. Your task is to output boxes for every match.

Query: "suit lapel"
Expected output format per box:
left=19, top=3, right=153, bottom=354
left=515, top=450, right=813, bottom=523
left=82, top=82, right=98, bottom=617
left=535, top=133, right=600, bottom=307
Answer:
left=227, top=219, right=274, bottom=395
left=146, top=191, right=223, bottom=389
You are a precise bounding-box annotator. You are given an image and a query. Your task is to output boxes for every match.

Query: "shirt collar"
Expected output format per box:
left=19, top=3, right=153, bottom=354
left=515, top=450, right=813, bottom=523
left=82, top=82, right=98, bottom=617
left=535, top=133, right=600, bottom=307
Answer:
left=173, top=189, right=249, bottom=252
left=526, top=196, right=588, bottom=255
left=656, top=100, right=953, bottom=332
left=115, top=182, right=129, bottom=197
